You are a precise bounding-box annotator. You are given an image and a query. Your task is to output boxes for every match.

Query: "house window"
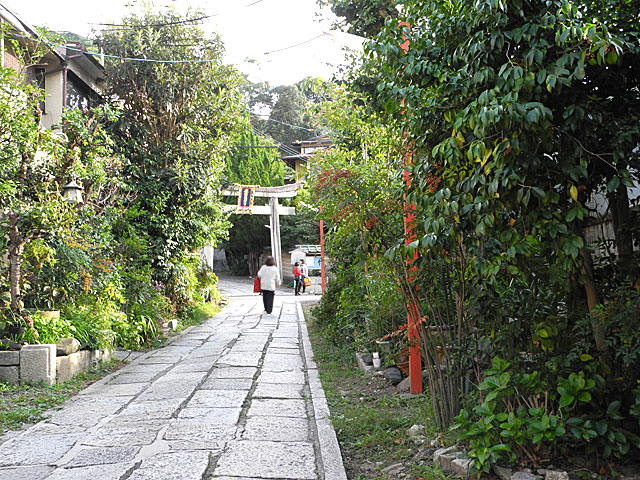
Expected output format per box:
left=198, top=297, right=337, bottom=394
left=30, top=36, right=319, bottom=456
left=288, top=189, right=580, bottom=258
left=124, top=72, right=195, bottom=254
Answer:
left=34, top=67, right=45, bottom=113
left=66, top=73, right=95, bottom=111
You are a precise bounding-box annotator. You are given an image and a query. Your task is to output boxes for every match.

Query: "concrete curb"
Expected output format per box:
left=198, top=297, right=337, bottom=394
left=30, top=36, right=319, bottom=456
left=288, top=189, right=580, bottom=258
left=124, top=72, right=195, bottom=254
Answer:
left=297, top=301, right=348, bottom=480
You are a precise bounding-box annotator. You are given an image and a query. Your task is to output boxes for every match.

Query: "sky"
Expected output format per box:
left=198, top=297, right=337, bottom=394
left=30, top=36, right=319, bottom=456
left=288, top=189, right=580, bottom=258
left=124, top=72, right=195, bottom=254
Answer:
left=3, top=0, right=364, bottom=86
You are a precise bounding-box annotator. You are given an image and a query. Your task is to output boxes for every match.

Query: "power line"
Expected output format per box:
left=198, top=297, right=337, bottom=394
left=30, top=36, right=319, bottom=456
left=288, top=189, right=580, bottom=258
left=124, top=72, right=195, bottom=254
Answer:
left=10, top=32, right=222, bottom=64
left=263, top=32, right=329, bottom=55
left=250, top=126, right=301, bottom=157
left=249, top=111, right=318, bottom=133
left=90, top=13, right=218, bottom=29
left=90, top=0, right=267, bottom=30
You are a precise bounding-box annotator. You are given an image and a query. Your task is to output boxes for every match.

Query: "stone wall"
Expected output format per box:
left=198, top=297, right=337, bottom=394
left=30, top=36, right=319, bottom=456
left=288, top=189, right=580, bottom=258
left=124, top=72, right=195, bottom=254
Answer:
left=0, top=346, right=111, bottom=386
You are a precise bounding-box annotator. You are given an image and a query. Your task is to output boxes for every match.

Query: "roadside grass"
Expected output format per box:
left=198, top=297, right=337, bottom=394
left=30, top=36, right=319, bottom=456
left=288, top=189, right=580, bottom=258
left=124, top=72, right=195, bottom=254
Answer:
left=305, top=305, right=453, bottom=480
left=177, top=300, right=222, bottom=332
left=0, top=360, right=122, bottom=436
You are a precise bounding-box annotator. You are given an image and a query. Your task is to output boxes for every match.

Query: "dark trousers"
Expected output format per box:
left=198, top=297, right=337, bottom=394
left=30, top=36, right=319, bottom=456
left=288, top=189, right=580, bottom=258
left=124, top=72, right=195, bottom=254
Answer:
left=262, top=290, right=275, bottom=313
left=294, top=277, right=301, bottom=295
left=301, top=276, right=306, bottom=293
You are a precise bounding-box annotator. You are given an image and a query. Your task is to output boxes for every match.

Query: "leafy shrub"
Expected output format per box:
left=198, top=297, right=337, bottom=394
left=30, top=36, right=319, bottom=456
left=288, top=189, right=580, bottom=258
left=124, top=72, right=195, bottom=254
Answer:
left=62, top=301, right=118, bottom=350
left=21, top=312, right=75, bottom=345
left=164, top=256, right=200, bottom=309
left=453, top=357, right=574, bottom=473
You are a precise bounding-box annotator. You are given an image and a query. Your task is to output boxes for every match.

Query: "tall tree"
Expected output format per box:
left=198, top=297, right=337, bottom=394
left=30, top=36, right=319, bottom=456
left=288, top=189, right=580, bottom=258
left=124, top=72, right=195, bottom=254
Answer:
left=250, top=83, right=317, bottom=145
left=0, top=63, right=114, bottom=326
left=223, top=121, right=287, bottom=275
left=97, top=8, right=243, bottom=288
left=319, top=0, right=398, bottom=38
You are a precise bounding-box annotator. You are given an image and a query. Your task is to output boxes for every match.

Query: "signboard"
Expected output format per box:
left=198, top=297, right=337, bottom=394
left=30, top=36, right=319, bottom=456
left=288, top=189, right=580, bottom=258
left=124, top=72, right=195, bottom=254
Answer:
left=237, top=186, right=256, bottom=210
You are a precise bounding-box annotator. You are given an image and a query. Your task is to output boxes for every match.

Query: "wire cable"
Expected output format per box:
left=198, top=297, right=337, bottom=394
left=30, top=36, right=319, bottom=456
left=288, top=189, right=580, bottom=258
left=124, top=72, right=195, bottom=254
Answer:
left=263, top=32, right=329, bottom=55
left=249, top=111, right=317, bottom=133
left=90, top=0, right=267, bottom=30
left=90, top=13, right=218, bottom=29
left=10, top=32, right=223, bottom=64
left=250, top=125, right=301, bottom=157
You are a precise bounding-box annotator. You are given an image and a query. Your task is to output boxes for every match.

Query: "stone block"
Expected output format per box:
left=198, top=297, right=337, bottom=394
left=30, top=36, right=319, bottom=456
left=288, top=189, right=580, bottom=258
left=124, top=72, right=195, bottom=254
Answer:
left=0, top=366, right=20, bottom=384
left=56, top=338, right=80, bottom=356
left=433, top=446, right=458, bottom=471
left=0, top=350, right=20, bottom=366
left=56, top=351, right=90, bottom=383
left=20, top=344, right=56, bottom=385
left=544, top=470, right=569, bottom=480
left=493, top=464, right=512, bottom=480
left=512, top=472, right=542, bottom=480
left=451, top=457, right=473, bottom=478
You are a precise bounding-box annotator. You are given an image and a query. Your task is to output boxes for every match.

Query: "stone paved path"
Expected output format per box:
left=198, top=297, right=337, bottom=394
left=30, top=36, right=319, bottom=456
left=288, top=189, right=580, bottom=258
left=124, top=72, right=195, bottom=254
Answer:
left=0, top=293, right=346, bottom=480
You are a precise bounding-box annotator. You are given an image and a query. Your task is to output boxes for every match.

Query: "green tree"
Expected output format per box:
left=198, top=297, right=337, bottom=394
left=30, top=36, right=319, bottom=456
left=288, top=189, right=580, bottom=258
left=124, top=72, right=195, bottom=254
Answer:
left=0, top=63, right=115, bottom=329
left=319, top=0, right=398, bottom=38
left=223, top=120, right=287, bottom=275
left=97, top=8, right=243, bottom=300
left=251, top=83, right=317, bottom=145
left=314, top=0, right=640, bottom=449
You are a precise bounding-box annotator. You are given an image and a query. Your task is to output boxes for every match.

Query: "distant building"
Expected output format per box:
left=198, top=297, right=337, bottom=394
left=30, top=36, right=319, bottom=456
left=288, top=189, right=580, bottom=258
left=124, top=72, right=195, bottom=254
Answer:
left=281, top=134, right=332, bottom=182
left=0, top=2, right=106, bottom=130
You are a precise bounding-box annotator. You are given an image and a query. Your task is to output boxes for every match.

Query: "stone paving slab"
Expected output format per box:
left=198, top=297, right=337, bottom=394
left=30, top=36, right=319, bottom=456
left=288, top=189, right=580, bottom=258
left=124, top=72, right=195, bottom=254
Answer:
left=64, top=445, right=141, bottom=467
left=176, top=407, right=241, bottom=423
left=128, top=451, right=210, bottom=480
left=187, top=389, right=248, bottom=408
left=0, top=433, right=84, bottom=466
left=136, top=381, right=199, bottom=401
left=77, top=381, right=149, bottom=397
left=200, top=377, right=253, bottom=390
left=46, top=463, right=135, bottom=480
left=257, top=370, right=305, bottom=384
left=158, top=371, right=209, bottom=383
left=81, top=420, right=166, bottom=446
left=208, top=366, right=257, bottom=378
left=218, top=352, right=263, bottom=367
left=248, top=398, right=308, bottom=418
left=0, top=465, right=55, bottom=479
left=243, top=416, right=310, bottom=442
left=214, top=440, right=317, bottom=479
left=163, top=420, right=237, bottom=441
left=0, top=288, right=346, bottom=479
left=107, top=371, right=158, bottom=384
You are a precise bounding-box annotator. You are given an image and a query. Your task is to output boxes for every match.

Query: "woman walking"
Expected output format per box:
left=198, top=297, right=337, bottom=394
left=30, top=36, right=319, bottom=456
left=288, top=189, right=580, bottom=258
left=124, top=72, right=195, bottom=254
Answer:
left=299, top=259, right=309, bottom=294
left=293, top=262, right=302, bottom=295
left=257, top=256, right=281, bottom=314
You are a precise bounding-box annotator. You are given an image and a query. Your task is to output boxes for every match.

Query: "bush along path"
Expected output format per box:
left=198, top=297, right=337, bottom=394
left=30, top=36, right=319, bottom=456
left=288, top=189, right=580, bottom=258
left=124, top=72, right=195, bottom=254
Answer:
left=304, top=305, right=457, bottom=480
left=0, top=295, right=343, bottom=479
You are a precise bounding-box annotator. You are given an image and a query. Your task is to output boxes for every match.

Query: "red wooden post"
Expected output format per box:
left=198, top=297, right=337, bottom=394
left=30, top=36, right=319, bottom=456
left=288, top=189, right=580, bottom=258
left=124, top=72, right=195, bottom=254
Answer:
left=400, top=21, right=422, bottom=395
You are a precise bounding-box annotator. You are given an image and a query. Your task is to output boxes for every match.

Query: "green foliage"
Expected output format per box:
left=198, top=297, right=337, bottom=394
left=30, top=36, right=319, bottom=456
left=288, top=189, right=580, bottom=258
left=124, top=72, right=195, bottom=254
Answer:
left=98, top=7, right=241, bottom=293
left=19, top=312, right=74, bottom=345
left=226, top=122, right=286, bottom=187
left=223, top=116, right=289, bottom=275
left=452, top=357, right=569, bottom=473
left=319, top=0, right=398, bottom=38
left=250, top=82, right=317, bottom=145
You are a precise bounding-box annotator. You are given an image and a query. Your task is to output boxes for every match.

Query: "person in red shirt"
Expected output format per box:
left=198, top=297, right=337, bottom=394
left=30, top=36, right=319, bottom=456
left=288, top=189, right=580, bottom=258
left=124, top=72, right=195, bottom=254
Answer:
left=293, top=262, right=302, bottom=296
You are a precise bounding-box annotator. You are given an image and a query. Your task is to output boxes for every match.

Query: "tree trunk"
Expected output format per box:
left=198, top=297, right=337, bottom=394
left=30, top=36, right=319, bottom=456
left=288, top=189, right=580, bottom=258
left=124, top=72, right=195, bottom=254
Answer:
left=609, top=184, right=633, bottom=277
left=580, top=247, right=606, bottom=352
left=8, top=212, right=26, bottom=314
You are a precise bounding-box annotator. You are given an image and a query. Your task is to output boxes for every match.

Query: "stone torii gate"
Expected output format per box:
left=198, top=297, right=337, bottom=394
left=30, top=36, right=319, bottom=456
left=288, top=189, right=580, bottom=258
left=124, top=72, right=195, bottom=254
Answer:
left=221, top=182, right=302, bottom=279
